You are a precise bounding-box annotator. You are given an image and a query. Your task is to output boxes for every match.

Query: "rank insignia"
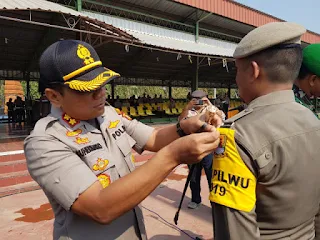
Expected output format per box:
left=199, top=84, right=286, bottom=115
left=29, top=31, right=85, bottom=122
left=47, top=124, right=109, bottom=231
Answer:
left=115, top=108, right=132, bottom=121
left=97, top=174, right=111, bottom=188
left=92, top=158, right=109, bottom=171
left=62, top=113, right=80, bottom=127
left=108, top=120, right=120, bottom=129
left=74, top=137, right=90, bottom=145
left=66, top=129, right=82, bottom=137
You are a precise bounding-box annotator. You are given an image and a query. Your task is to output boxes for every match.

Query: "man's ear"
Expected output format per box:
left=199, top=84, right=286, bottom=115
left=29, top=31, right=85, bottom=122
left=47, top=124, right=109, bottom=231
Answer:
left=45, top=88, right=63, bottom=108
left=251, top=61, right=260, bottom=81
left=308, top=74, right=317, bottom=87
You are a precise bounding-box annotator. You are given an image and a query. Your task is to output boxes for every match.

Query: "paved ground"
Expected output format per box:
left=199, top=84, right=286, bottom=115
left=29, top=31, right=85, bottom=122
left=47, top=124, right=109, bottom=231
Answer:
left=0, top=164, right=214, bottom=240
left=0, top=122, right=214, bottom=239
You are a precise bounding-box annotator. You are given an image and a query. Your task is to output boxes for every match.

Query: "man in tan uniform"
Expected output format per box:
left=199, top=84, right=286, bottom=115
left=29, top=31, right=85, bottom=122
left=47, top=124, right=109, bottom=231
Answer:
left=24, top=40, right=221, bottom=240
left=210, top=22, right=320, bottom=239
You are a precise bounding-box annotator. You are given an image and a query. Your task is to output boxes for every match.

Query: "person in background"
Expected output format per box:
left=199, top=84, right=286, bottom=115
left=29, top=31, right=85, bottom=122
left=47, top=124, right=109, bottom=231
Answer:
left=14, top=96, right=25, bottom=125
left=169, top=97, right=175, bottom=109
left=214, top=94, right=221, bottom=109
left=187, top=92, right=191, bottom=100
left=179, top=90, right=223, bottom=209
left=114, top=95, right=122, bottom=109
left=122, top=99, right=130, bottom=108
left=294, top=43, right=320, bottom=118
left=221, top=92, right=230, bottom=119
left=6, top=98, right=15, bottom=123
left=137, top=96, right=144, bottom=105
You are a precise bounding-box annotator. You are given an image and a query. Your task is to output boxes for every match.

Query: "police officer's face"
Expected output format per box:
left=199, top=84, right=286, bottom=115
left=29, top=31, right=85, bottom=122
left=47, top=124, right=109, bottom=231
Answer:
left=49, top=86, right=106, bottom=120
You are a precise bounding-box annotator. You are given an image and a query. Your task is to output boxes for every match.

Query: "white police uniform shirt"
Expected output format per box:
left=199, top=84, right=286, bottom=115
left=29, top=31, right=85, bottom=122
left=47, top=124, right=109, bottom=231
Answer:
left=24, top=106, right=154, bottom=240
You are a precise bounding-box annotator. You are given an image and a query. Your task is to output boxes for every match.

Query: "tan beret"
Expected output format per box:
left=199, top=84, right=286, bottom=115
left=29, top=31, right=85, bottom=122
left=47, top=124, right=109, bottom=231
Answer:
left=233, top=22, right=306, bottom=59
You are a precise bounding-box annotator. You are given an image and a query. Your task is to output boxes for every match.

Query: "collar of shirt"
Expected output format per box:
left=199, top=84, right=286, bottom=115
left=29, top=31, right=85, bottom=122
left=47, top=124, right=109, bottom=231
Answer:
left=293, top=84, right=307, bottom=99
left=50, top=106, right=102, bottom=132
left=248, top=90, right=295, bottom=109
left=292, top=85, right=318, bottom=118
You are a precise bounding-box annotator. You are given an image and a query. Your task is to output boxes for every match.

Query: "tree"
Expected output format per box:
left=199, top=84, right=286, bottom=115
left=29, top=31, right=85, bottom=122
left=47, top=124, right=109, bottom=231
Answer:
left=21, top=81, right=41, bottom=100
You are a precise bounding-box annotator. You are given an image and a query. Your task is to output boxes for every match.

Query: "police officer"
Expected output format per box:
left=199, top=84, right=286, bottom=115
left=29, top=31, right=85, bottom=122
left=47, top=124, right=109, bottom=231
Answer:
left=24, top=40, right=221, bottom=240
left=294, top=43, right=320, bottom=117
left=209, top=22, right=320, bottom=239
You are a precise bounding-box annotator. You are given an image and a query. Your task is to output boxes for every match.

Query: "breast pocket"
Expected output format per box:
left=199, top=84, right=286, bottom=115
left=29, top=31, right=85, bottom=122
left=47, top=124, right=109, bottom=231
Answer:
left=76, top=141, right=119, bottom=187
left=115, top=134, right=136, bottom=172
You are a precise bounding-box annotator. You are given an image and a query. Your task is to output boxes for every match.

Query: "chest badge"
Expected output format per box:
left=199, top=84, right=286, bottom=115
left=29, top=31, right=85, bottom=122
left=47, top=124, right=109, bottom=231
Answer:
left=74, top=137, right=90, bottom=145
left=66, top=128, right=82, bottom=137
left=92, top=158, right=109, bottom=171
left=98, top=174, right=111, bottom=188
left=108, top=120, right=120, bottom=129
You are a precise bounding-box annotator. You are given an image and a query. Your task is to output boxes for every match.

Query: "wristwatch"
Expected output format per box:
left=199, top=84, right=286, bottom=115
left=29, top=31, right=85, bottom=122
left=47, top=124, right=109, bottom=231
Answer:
left=176, top=121, right=187, bottom=137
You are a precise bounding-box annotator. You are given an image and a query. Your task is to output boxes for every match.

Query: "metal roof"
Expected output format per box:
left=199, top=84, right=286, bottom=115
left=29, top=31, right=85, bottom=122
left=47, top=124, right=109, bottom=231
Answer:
left=85, top=0, right=249, bottom=41
left=127, top=31, right=235, bottom=57
left=175, top=0, right=320, bottom=44
left=85, top=11, right=237, bottom=57
left=0, top=0, right=81, bottom=15
left=0, top=0, right=237, bottom=88
left=0, top=0, right=136, bottom=74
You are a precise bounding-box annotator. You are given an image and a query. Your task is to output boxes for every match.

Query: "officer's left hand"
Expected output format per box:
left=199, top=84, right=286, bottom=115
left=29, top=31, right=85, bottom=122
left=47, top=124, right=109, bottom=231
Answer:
left=180, top=111, right=223, bottom=134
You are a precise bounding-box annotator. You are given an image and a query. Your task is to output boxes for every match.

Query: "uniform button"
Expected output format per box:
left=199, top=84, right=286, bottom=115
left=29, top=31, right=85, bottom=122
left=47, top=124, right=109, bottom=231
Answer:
left=265, top=153, right=271, bottom=159
left=55, top=178, right=60, bottom=183
left=244, top=109, right=250, bottom=112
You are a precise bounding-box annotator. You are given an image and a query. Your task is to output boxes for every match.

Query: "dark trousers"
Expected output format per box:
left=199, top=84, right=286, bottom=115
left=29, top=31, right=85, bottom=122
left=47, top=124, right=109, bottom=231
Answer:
left=222, top=103, right=229, bottom=119
left=7, top=110, right=14, bottom=123
left=189, top=153, right=213, bottom=204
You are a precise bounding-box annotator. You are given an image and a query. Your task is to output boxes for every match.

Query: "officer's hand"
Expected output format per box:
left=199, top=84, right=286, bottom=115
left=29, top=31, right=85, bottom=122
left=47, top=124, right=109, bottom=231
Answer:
left=180, top=110, right=223, bottom=132
left=186, top=98, right=198, bottom=110
left=202, top=97, right=212, bottom=106
left=179, top=113, right=211, bottom=134
left=201, top=108, right=225, bottom=128
left=166, top=130, right=220, bottom=165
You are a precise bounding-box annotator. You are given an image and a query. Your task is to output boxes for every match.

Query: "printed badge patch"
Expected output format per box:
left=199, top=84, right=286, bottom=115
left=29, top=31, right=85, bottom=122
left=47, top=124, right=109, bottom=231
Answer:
left=97, top=174, right=111, bottom=188
left=92, top=158, right=109, bottom=171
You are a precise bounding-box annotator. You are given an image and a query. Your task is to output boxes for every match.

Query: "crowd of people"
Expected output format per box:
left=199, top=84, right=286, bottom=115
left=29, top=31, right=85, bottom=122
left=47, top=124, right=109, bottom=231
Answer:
left=5, top=96, right=26, bottom=124
left=108, top=93, right=165, bottom=108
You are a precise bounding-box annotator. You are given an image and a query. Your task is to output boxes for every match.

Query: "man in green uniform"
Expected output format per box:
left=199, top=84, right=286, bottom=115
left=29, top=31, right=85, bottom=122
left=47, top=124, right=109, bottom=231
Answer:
left=210, top=22, right=320, bottom=240
left=294, top=43, right=320, bottom=117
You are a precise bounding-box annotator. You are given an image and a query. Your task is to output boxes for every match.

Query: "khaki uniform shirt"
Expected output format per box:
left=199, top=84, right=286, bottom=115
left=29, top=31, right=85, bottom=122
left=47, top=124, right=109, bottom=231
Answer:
left=211, top=90, right=320, bottom=240
left=24, top=106, right=154, bottom=240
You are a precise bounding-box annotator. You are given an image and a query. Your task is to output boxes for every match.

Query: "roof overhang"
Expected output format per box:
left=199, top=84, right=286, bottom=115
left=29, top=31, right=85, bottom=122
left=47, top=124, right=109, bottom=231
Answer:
left=0, top=0, right=237, bottom=88
left=85, top=11, right=237, bottom=58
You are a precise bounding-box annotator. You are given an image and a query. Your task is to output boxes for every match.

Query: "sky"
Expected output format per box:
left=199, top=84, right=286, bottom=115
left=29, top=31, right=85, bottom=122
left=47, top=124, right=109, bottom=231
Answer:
left=235, top=0, right=320, bottom=34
